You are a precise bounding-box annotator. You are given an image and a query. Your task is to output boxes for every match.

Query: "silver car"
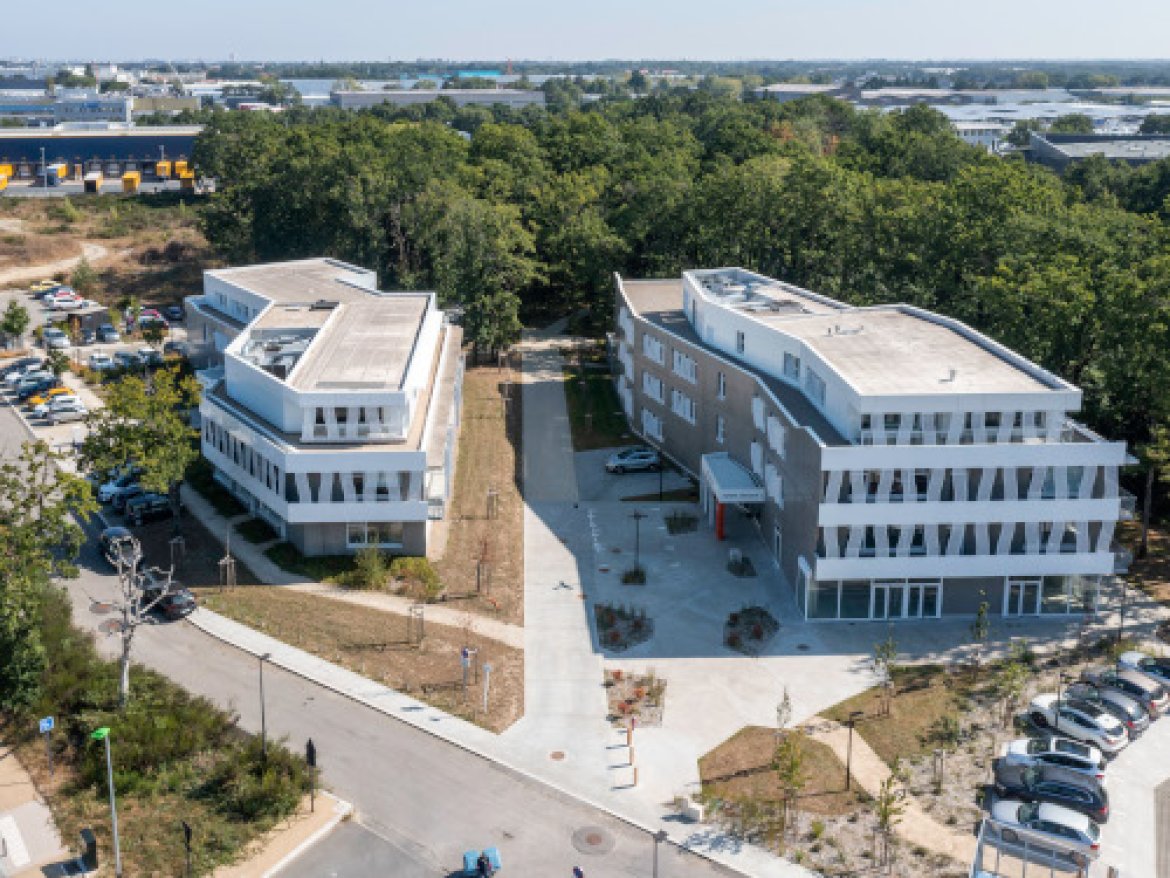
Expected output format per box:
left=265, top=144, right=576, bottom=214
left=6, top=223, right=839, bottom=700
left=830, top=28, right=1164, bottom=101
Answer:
left=1081, top=667, right=1170, bottom=719
left=1117, top=651, right=1170, bottom=687
left=46, top=400, right=87, bottom=424
left=1064, top=683, right=1150, bottom=740
left=605, top=446, right=662, bottom=474
left=989, top=799, right=1101, bottom=864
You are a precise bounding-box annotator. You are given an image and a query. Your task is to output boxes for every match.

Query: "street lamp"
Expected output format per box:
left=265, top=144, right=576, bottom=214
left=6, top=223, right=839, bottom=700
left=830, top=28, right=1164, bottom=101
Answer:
left=845, top=710, right=864, bottom=791
left=90, top=727, right=122, bottom=878
left=259, top=652, right=271, bottom=762
left=1056, top=671, right=1071, bottom=713
left=652, top=828, right=668, bottom=878
left=630, top=509, right=647, bottom=572
left=40, top=146, right=46, bottom=193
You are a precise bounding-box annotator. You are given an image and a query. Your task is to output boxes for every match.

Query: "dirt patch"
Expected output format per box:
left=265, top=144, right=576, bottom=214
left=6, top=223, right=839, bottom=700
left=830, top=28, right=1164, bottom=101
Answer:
left=197, top=586, right=523, bottom=733
left=134, top=512, right=262, bottom=589
left=604, top=668, right=666, bottom=726
left=561, top=342, right=631, bottom=451
left=595, top=601, right=653, bottom=652
left=724, top=606, right=779, bottom=656
left=698, top=726, right=966, bottom=877
left=434, top=363, right=525, bottom=625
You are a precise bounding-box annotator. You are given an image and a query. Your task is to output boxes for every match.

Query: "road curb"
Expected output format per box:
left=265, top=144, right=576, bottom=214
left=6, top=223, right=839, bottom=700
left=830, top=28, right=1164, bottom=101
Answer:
left=260, top=792, right=353, bottom=878
left=186, top=609, right=753, bottom=878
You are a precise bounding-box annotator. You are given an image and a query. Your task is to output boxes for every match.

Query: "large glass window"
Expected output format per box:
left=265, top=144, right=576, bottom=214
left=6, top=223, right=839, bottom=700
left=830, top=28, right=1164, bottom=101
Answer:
left=809, top=580, right=840, bottom=619
left=840, top=581, right=871, bottom=619
left=1042, top=575, right=1070, bottom=614
left=346, top=521, right=405, bottom=549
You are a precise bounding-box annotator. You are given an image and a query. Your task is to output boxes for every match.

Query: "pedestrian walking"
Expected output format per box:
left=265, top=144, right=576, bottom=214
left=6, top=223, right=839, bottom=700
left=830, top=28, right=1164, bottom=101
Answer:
left=573, top=868, right=584, bottom=878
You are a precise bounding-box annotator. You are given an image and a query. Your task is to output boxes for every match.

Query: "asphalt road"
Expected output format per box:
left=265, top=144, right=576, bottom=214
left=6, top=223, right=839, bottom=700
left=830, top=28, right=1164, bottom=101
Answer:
left=0, top=400, right=732, bottom=878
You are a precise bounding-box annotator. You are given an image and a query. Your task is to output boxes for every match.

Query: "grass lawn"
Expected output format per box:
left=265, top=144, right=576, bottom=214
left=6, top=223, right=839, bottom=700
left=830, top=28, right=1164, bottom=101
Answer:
left=561, top=353, right=631, bottom=451
left=187, top=457, right=249, bottom=519
left=198, top=586, right=523, bottom=733
left=263, top=542, right=356, bottom=583
left=1121, top=519, right=1170, bottom=606
left=699, top=726, right=863, bottom=818
left=434, top=364, right=525, bottom=624
left=823, top=665, right=973, bottom=767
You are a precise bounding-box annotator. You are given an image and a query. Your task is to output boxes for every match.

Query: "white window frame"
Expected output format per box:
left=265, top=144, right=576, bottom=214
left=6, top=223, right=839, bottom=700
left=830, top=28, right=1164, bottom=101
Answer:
left=641, top=370, right=664, bottom=403
left=672, top=349, right=697, bottom=384
left=804, top=368, right=827, bottom=406
left=716, top=371, right=726, bottom=400
left=715, top=414, right=726, bottom=445
left=735, top=330, right=745, bottom=355
left=346, top=521, right=405, bottom=549
left=641, top=332, right=665, bottom=365
left=783, top=352, right=801, bottom=381
left=641, top=408, right=663, bottom=441
left=670, top=388, right=696, bottom=424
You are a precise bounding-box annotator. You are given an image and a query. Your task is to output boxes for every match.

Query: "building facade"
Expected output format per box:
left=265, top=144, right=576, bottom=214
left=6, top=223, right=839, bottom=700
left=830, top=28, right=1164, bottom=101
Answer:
left=615, top=268, right=1133, bottom=621
left=330, top=89, right=546, bottom=110
left=189, top=259, right=463, bottom=557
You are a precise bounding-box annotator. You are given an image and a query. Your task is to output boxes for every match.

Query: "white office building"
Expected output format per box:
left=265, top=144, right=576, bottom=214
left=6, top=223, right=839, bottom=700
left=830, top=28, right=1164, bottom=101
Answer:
left=188, top=259, right=463, bottom=557
left=615, top=268, right=1134, bottom=621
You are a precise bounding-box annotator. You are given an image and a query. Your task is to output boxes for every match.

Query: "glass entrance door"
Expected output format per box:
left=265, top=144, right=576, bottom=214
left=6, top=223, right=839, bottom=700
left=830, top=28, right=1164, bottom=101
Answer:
left=1005, top=578, right=1042, bottom=615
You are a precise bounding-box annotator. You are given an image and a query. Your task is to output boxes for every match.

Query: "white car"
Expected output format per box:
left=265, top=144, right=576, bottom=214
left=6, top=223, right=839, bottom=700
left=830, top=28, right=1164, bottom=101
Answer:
left=33, top=394, right=80, bottom=418
left=1028, top=694, right=1128, bottom=756
left=1001, top=737, right=1106, bottom=784
left=88, top=353, right=115, bottom=371
left=1118, top=651, right=1170, bottom=687
left=989, top=799, right=1101, bottom=864
left=42, top=328, right=71, bottom=350
left=47, top=401, right=87, bottom=424
left=49, top=295, right=83, bottom=311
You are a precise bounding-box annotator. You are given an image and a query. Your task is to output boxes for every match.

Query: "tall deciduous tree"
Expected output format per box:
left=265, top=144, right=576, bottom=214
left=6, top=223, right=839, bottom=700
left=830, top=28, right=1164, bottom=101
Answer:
left=1, top=300, right=30, bottom=349
left=80, top=368, right=201, bottom=535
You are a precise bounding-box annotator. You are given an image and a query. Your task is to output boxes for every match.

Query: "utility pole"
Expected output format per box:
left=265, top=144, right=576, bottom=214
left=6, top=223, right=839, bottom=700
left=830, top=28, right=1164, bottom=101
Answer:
left=630, top=509, right=647, bottom=572
left=846, top=710, right=864, bottom=791
left=259, top=652, right=271, bottom=763
left=40, top=146, right=46, bottom=193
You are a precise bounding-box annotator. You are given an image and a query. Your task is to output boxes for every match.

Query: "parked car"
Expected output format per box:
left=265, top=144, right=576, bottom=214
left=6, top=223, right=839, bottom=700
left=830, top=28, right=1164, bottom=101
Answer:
left=35, top=284, right=71, bottom=300
left=88, top=353, right=115, bottom=371
left=113, top=351, right=143, bottom=369
left=26, top=386, right=72, bottom=409
left=110, top=484, right=145, bottom=512
left=141, top=581, right=196, bottom=620
left=989, top=799, right=1101, bottom=863
left=1081, top=667, right=1170, bottom=719
left=29, top=280, right=58, bottom=294
left=1064, top=682, right=1150, bottom=740
left=96, top=324, right=121, bottom=343
left=993, top=761, right=1109, bottom=823
left=79, top=328, right=96, bottom=345
left=126, top=492, right=173, bottom=526
left=2, top=358, right=43, bottom=383
left=1001, top=737, right=1106, bottom=783
left=46, top=400, right=87, bottom=424
left=1117, top=651, right=1170, bottom=687
left=605, top=446, right=662, bottom=474
left=98, top=526, right=133, bottom=567
left=1027, top=694, right=1128, bottom=756
left=17, top=378, right=60, bottom=401
left=138, top=347, right=164, bottom=367
left=33, top=392, right=80, bottom=417
left=42, top=327, right=71, bottom=349
left=98, top=469, right=141, bottom=503
left=49, top=294, right=83, bottom=311
left=163, top=304, right=185, bottom=322
left=137, top=313, right=168, bottom=331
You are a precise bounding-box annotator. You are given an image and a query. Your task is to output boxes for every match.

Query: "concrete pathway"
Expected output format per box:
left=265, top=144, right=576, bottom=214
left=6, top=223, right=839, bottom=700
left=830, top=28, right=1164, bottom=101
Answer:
left=0, top=744, right=70, bottom=877
left=517, top=332, right=578, bottom=503
left=805, top=718, right=977, bottom=864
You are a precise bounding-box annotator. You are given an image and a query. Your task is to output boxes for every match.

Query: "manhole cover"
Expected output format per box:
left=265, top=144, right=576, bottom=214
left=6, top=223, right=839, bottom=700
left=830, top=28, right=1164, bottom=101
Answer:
left=571, top=825, right=616, bottom=855
left=796, top=643, right=810, bottom=651
left=549, top=750, right=565, bottom=761
left=98, top=619, right=124, bottom=634
left=90, top=601, right=113, bottom=615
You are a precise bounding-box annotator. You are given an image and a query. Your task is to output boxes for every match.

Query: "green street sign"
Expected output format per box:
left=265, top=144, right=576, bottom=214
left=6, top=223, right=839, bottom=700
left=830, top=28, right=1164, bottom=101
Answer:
left=90, top=727, right=110, bottom=741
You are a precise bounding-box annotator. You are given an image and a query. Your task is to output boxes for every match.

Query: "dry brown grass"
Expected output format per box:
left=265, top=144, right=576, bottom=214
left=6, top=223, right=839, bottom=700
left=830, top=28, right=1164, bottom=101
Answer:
left=197, top=586, right=523, bottom=733
left=1121, top=520, right=1170, bottom=605
left=699, top=725, right=862, bottom=818
left=0, top=232, right=79, bottom=267
left=434, top=363, right=525, bottom=625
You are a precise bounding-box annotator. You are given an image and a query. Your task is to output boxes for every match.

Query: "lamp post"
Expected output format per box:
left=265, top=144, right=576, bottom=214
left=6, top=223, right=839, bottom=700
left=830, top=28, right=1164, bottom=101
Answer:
left=652, top=828, right=668, bottom=878
left=630, top=509, right=647, bottom=572
left=845, top=710, right=864, bottom=791
left=259, top=652, right=271, bottom=763
left=91, top=727, right=122, bottom=878
left=39, top=146, right=46, bottom=193
left=1056, top=671, right=1070, bottom=713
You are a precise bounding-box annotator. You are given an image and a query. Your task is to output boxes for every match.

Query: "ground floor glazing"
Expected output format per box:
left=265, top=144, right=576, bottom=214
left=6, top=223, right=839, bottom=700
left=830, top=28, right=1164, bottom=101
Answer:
left=798, top=571, right=1100, bottom=621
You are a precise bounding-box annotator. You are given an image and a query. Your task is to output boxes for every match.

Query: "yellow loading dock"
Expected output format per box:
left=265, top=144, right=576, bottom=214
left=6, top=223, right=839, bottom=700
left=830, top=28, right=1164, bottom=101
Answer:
left=122, top=171, right=140, bottom=193
left=156, top=160, right=172, bottom=179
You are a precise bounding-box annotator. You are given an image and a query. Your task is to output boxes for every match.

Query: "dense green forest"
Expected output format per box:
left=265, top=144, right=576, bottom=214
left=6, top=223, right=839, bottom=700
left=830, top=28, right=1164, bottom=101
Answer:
left=194, top=93, right=1170, bottom=458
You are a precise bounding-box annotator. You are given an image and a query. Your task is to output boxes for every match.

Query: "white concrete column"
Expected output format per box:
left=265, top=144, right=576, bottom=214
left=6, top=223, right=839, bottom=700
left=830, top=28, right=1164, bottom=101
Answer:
left=875, top=526, right=890, bottom=557
left=877, top=469, right=894, bottom=502
left=925, top=524, right=940, bottom=556
left=295, top=472, right=311, bottom=504
left=895, top=525, right=912, bottom=557
left=824, top=527, right=841, bottom=558
left=301, top=407, right=315, bottom=440
left=972, top=412, right=987, bottom=444
left=1103, top=466, right=1119, bottom=499
left=850, top=470, right=866, bottom=503
left=945, top=413, right=962, bottom=445
left=953, top=468, right=970, bottom=502
left=1097, top=519, right=1117, bottom=552
left=995, top=522, right=1014, bottom=555
left=927, top=468, right=944, bottom=502
left=341, top=473, right=356, bottom=502
left=976, top=466, right=995, bottom=501
left=945, top=523, right=964, bottom=556
left=1003, top=466, right=1019, bottom=502
left=974, top=523, right=990, bottom=555
left=996, top=413, right=1012, bottom=444
left=824, top=470, right=844, bottom=503
left=1045, top=521, right=1065, bottom=554
left=1024, top=521, right=1041, bottom=554
left=323, top=407, right=338, bottom=439
left=1076, top=520, right=1090, bottom=553
left=363, top=470, right=377, bottom=502
left=845, top=526, right=863, bottom=558
left=1053, top=465, right=1069, bottom=500
left=1077, top=466, right=1097, bottom=500
left=921, top=413, right=937, bottom=445
left=1027, top=467, right=1046, bottom=500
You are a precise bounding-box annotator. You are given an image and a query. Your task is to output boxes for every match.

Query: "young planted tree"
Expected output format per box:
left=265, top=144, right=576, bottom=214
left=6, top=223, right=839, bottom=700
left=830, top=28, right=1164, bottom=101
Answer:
left=46, top=349, right=71, bottom=378
left=0, top=300, right=30, bottom=349
left=773, top=731, right=807, bottom=842
left=872, top=633, right=899, bottom=714
left=80, top=368, right=201, bottom=535
left=874, top=771, right=906, bottom=870
left=70, top=256, right=98, bottom=296
left=996, top=659, right=1029, bottom=729
left=969, top=598, right=991, bottom=682
left=0, top=441, right=95, bottom=710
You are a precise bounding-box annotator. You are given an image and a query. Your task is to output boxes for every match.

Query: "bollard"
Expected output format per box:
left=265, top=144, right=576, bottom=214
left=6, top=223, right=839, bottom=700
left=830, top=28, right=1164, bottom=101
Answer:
left=626, top=726, right=632, bottom=746
left=632, top=766, right=638, bottom=787
left=629, top=746, right=635, bottom=766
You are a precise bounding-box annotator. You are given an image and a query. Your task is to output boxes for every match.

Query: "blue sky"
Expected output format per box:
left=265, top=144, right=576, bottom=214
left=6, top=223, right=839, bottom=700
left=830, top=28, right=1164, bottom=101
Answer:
left=4, top=0, right=1168, bottom=62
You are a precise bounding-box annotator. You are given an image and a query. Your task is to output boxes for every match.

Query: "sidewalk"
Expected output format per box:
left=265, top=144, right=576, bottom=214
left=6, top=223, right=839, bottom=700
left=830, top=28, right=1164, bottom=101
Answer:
left=0, top=744, right=71, bottom=877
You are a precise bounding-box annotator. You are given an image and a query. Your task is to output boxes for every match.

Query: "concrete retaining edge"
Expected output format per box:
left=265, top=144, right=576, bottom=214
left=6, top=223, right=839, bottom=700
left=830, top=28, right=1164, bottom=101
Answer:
left=260, top=792, right=353, bottom=878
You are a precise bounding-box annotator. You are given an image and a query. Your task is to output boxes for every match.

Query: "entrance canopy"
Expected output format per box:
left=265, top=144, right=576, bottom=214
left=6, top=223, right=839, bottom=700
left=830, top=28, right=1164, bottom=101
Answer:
left=701, top=453, right=765, bottom=504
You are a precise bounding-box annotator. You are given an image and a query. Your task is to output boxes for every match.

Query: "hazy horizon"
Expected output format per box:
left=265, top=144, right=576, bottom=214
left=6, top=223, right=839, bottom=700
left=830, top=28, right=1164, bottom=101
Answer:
left=2, top=0, right=1168, bottom=66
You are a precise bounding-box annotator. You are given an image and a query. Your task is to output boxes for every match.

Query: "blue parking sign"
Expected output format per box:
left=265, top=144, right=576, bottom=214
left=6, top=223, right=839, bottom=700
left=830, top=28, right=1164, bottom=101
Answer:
left=38, top=716, right=54, bottom=734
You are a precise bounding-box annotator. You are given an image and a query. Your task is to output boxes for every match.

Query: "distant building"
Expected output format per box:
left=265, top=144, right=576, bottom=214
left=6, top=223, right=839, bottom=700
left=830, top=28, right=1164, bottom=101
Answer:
left=753, top=83, right=845, bottom=103
left=189, top=259, right=464, bottom=557
left=952, top=121, right=1009, bottom=152
left=52, top=95, right=132, bottom=124
left=330, top=89, right=546, bottom=110
left=1028, top=132, right=1170, bottom=169
left=0, top=125, right=200, bottom=175
left=131, top=95, right=202, bottom=117
left=614, top=268, right=1132, bottom=622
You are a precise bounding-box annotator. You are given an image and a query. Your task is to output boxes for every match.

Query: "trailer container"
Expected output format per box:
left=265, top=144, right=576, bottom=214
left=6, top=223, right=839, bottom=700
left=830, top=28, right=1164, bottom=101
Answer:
left=173, top=159, right=188, bottom=176
left=155, top=160, right=171, bottom=179
left=121, top=171, right=140, bottom=193
left=179, top=171, right=195, bottom=191
left=0, top=175, right=7, bottom=192
left=0, top=163, right=12, bottom=179
left=83, top=171, right=103, bottom=193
